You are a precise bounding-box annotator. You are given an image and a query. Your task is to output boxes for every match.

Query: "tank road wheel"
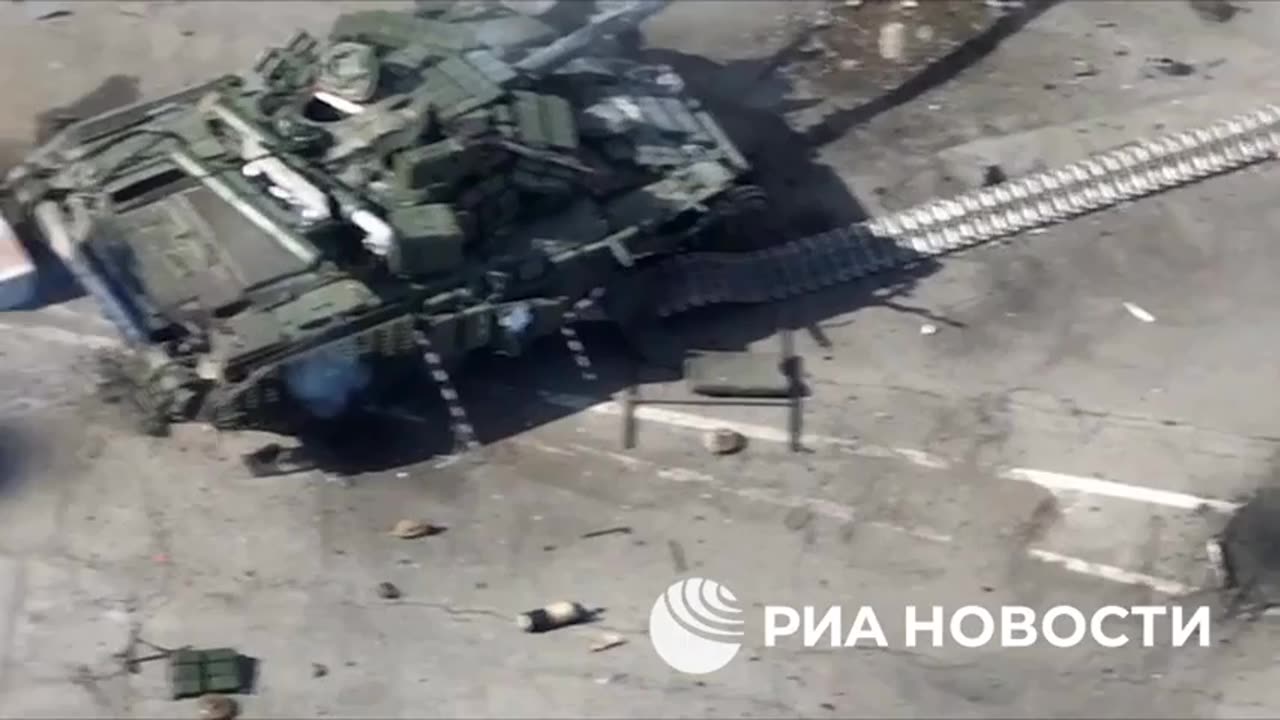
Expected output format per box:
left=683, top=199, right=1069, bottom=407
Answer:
left=693, top=185, right=780, bottom=253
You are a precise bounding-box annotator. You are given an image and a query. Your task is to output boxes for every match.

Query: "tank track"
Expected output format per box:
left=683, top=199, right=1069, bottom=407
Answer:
left=647, top=104, right=1280, bottom=316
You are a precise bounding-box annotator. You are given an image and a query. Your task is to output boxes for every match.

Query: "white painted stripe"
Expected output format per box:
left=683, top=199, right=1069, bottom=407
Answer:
left=514, top=436, right=1194, bottom=594
left=0, top=321, right=119, bottom=349
left=536, top=390, right=1239, bottom=514
left=539, top=391, right=945, bottom=465
left=1026, top=548, right=1194, bottom=595
left=1002, top=467, right=1241, bottom=514
left=513, top=436, right=953, bottom=543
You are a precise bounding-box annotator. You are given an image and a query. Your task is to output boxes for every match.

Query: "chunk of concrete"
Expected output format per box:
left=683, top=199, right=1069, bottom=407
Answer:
left=0, top=213, right=36, bottom=310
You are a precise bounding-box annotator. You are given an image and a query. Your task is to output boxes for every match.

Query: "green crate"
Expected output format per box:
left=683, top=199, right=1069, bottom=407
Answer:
left=167, top=648, right=245, bottom=700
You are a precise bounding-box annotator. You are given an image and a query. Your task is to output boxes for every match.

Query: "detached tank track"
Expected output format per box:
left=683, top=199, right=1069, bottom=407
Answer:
left=647, top=105, right=1280, bottom=317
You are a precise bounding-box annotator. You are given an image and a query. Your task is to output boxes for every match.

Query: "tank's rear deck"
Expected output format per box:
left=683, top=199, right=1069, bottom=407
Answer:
left=102, top=182, right=318, bottom=316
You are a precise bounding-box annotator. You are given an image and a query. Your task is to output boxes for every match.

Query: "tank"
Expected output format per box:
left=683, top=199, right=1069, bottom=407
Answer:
left=0, top=0, right=773, bottom=436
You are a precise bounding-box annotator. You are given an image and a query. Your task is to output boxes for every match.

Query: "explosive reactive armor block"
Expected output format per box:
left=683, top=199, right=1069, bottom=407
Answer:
left=387, top=203, right=465, bottom=276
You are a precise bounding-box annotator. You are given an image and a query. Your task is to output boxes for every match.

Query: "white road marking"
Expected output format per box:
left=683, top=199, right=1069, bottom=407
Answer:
left=0, top=321, right=118, bottom=349
left=511, top=437, right=955, bottom=544
left=1003, top=467, right=1241, bottom=514
left=538, top=391, right=944, bottom=465
left=522, top=438, right=578, bottom=457
left=515, top=436, right=1196, bottom=593
left=536, top=391, right=1239, bottom=513
left=1026, top=549, right=1194, bottom=596
left=522, top=390, right=1244, bottom=596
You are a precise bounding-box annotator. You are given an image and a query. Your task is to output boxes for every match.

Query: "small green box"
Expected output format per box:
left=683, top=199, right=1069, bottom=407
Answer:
left=170, top=664, right=202, bottom=700
left=167, top=648, right=245, bottom=700
left=387, top=203, right=465, bottom=276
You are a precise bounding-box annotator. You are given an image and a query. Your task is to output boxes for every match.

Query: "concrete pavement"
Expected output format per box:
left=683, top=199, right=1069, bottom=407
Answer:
left=3, top=0, right=1280, bottom=717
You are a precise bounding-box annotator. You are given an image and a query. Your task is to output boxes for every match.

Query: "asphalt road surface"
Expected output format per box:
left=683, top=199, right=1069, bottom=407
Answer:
left=2, top=1, right=1280, bottom=717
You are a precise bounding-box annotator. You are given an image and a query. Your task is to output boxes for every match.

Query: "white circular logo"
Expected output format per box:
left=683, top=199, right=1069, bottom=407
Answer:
left=648, top=577, right=745, bottom=674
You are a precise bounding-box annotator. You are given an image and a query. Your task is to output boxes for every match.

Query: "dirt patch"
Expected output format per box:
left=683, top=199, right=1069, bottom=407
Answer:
left=791, top=0, right=1009, bottom=103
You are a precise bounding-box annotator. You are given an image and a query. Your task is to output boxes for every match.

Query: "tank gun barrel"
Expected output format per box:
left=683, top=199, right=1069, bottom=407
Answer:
left=512, top=0, right=669, bottom=76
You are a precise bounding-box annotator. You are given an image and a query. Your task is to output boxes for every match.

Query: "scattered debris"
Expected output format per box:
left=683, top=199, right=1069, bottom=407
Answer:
left=1122, top=302, right=1156, bottom=323
left=580, top=526, right=633, bottom=539
left=878, top=21, right=906, bottom=62
left=900, top=0, right=919, bottom=8
left=1188, top=0, right=1237, bottom=23
left=1072, top=59, right=1099, bottom=78
left=389, top=519, right=442, bottom=539
left=169, top=649, right=247, bottom=700
left=375, top=581, right=402, bottom=600
left=1151, top=57, right=1195, bottom=77
left=196, top=694, right=238, bottom=720
left=117, top=2, right=147, bottom=17
left=311, top=663, right=328, bottom=678
left=242, top=443, right=314, bottom=477
left=589, top=633, right=627, bottom=653
left=517, top=601, right=591, bottom=633
left=919, top=323, right=938, bottom=336
left=704, top=428, right=746, bottom=455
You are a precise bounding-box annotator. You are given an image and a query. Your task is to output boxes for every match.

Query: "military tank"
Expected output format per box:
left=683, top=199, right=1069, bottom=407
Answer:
left=8, top=0, right=1280, bottom=449
left=0, top=0, right=774, bottom=438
